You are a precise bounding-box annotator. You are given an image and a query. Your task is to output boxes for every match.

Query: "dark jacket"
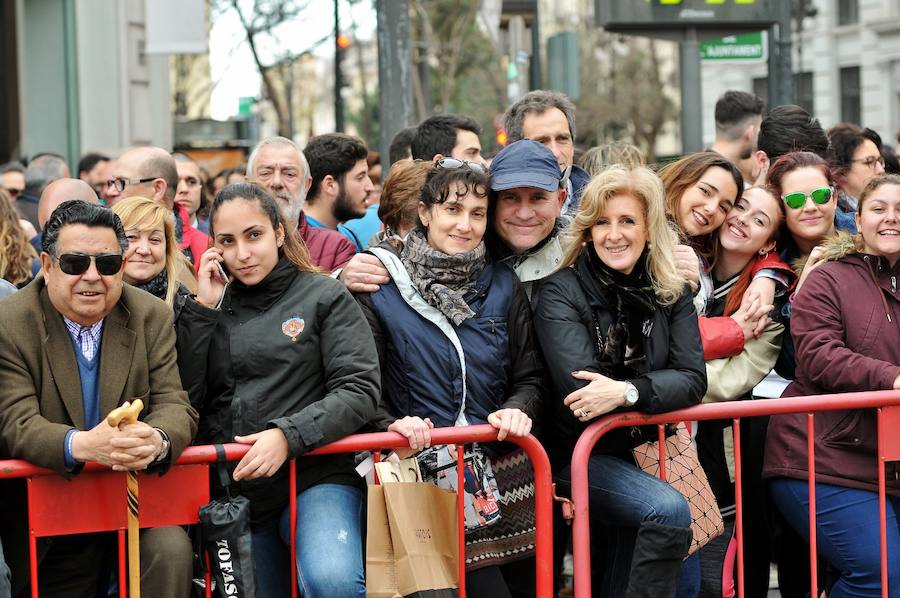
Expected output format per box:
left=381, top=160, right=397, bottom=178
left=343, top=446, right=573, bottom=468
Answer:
left=297, top=212, right=356, bottom=272
left=532, top=252, right=707, bottom=465
left=764, top=232, right=900, bottom=494
left=14, top=192, right=39, bottom=232
left=179, top=257, right=380, bottom=521
left=356, top=245, right=542, bottom=435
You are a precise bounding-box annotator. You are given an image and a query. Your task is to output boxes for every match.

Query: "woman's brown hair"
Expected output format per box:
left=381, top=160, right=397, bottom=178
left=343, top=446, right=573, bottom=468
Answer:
left=657, top=151, right=744, bottom=260
left=378, top=160, right=432, bottom=234
left=0, top=188, right=36, bottom=286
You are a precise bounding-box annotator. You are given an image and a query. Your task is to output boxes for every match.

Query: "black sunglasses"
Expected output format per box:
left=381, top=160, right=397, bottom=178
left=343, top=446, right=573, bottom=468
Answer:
left=56, top=253, right=124, bottom=276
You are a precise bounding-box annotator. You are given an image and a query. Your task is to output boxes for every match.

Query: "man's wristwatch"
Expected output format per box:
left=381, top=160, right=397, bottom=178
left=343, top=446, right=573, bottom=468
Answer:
left=153, top=428, right=170, bottom=463
left=623, top=382, right=639, bottom=407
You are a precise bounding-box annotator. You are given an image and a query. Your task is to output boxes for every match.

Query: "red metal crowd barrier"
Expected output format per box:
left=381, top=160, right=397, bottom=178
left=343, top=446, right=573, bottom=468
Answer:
left=0, top=424, right=554, bottom=598
left=569, top=390, right=900, bottom=598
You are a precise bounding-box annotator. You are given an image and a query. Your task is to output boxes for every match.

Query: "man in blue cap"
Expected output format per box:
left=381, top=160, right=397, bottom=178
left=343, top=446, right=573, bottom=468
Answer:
left=340, top=139, right=568, bottom=299
left=486, top=139, right=567, bottom=297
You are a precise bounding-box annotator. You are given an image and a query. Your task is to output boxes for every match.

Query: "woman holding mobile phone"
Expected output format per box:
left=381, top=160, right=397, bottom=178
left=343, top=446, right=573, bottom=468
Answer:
left=179, top=183, right=380, bottom=597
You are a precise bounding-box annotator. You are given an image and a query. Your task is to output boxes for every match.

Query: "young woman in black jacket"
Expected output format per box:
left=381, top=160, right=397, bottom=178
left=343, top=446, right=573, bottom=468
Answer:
left=180, top=183, right=380, bottom=597
left=533, top=166, right=707, bottom=598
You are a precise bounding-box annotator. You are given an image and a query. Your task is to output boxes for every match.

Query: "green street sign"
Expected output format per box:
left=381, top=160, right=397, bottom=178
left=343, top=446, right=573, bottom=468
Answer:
left=700, top=31, right=766, bottom=62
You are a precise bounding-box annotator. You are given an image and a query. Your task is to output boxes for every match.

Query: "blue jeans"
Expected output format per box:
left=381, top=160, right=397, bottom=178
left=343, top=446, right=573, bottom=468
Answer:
left=0, top=537, right=10, bottom=598
left=557, top=454, right=693, bottom=597
left=770, top=478, right=900, bottom=598
left=251, top=483, right=366, bottom=598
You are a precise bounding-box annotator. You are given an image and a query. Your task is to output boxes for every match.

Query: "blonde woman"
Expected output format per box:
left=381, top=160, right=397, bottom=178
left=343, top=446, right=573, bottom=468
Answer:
left=111, top=196, right=197, bottom=309
left=533, top=166, right=707, bottom=598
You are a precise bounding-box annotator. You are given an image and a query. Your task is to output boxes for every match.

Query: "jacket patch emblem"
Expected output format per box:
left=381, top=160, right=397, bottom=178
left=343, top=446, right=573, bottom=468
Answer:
left=281, top=316, right=305, bottom=343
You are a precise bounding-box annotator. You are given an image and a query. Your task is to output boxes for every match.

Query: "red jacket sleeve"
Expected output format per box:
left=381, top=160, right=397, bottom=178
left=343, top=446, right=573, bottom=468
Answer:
left=698, top=316, right=745, bottom=360
left=751, top=252, right=797, bottom=291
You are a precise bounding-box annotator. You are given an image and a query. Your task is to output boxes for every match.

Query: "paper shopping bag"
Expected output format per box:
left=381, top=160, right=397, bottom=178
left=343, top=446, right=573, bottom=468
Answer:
left=384, top=482, right=459, bottom=597
left=366, top=484, right=402, bottom=598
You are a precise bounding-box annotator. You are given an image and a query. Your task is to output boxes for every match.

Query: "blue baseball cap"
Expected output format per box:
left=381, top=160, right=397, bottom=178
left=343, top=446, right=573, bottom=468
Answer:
left=490, top=140, right=563, bottom=192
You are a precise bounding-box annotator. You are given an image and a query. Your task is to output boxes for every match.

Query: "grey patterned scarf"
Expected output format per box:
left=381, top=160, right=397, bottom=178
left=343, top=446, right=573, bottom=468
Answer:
left=400, top=227, right=487, bottom=325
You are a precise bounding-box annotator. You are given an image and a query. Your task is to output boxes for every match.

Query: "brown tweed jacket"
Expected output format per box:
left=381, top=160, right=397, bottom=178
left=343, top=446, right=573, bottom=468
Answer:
left=0, top=278, right=198, bottom=474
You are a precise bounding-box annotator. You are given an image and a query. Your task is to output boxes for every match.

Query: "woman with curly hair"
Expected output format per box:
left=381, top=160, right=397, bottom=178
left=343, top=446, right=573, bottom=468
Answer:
left=0, top=188, right=38, bottom=287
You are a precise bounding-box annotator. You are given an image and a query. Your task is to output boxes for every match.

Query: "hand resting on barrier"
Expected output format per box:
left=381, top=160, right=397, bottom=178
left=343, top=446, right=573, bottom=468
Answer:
left=564, top=371, right=629, bottom=422
left=72, top=420, right=164, bottom=471
left=232, top=428, right=290, bottom=481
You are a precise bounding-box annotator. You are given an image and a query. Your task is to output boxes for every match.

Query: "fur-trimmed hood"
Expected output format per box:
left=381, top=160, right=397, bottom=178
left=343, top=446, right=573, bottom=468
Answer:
left=818, top=230, right=861, bottom=262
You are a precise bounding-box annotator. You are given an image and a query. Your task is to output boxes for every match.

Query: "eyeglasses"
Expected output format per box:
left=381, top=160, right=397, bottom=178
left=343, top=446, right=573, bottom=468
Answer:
left=55, top=253, right=124, bottom=276
left=782, top=186, right=833, bottom=210
left=850, top=155, right=885, bottom=171
left=105, top=177, right=157, bottom=193
left=435, top=158, right=487, bottom=173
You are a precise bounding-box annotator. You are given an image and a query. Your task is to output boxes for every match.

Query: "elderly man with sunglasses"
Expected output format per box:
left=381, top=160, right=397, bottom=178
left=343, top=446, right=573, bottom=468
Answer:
left=0, top=200, right=197, bottom=598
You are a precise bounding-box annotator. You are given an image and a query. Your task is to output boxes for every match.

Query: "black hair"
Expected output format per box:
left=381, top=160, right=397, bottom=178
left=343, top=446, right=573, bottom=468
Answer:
left=882, top=145, right=900, bottom=174
left=715, top=91, right=765, bottom=140
left=77, top=152, right=110, bottom=176
left=827, top=122, right=883, bottom=173
left=410, top=114, right=482, bottom=161
left=418, top=166, right=490, bottom=213
left=41, top=200, right=128, bottom=257
left=758, top=104, right=830, bottom=162
left=389, top=126, right=417, bottom=165
left=303, top=133, right=369, bottom=201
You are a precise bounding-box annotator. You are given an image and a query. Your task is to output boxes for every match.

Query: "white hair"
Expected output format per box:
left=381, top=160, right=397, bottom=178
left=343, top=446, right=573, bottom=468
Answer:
left=246, top=136, right=309, bottom=181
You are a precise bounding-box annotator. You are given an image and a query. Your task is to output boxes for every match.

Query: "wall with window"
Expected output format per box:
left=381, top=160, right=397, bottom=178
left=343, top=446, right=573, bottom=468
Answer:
left=700, top=0, right=900, bottom=150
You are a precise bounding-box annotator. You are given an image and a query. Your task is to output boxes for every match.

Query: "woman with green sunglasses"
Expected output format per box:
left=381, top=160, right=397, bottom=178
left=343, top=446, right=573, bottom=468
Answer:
left=765, top=151, right=851, bottom=381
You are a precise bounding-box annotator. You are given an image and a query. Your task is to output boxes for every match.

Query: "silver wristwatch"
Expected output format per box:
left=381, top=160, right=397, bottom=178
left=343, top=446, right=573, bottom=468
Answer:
left=624, top=382, right=639, bottom=407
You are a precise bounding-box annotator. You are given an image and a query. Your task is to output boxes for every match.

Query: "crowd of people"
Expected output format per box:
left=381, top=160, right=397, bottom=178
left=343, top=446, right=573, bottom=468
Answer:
left=0, top=87, right=897, bottom=598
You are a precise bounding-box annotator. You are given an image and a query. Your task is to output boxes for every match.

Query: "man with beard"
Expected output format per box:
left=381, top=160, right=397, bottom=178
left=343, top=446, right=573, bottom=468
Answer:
left=710, top=90, right=765, bottom=186
left=247, top=136, right=356, bottom=271
left=302, top=133, right=374, bottom=251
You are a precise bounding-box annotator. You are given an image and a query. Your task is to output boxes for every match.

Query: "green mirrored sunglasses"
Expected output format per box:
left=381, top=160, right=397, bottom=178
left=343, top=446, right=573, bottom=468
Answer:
left=782, top=186, right=833, bottom=210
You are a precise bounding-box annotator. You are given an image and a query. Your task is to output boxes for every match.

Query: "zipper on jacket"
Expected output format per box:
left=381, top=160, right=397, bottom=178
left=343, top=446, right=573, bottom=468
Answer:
left=892, top=275, right=897, bottom=294
left=488, top=318, right=495, bottom=333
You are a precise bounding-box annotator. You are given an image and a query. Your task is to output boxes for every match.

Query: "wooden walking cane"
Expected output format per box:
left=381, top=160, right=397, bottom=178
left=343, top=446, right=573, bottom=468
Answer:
left=106, top=399, right=144, bottom=598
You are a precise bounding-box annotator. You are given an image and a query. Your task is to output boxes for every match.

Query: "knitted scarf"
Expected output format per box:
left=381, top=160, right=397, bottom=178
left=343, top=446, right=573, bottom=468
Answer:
left=584, top=245, right=657, bottom=379
left=134, top=268, right=169, bottom=301
left=400, top=227, right=487, bottom=325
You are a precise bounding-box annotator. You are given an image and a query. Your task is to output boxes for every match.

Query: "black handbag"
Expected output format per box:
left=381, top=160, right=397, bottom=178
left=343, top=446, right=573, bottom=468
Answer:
left=198, top=445, right=259, bottom=598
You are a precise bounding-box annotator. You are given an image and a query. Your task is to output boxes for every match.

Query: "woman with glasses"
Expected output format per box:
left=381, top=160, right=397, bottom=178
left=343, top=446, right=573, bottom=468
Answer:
left=827, top=123, right=885, bottom=232
left=0, top=188, right=39, bottom=287
left=533, top=166, right=706, bottom=597
left=765, top=151, right=855, bottom=380
left=179, top=183, right=380, bottom=597
left=355, top=163, right=543, bottom=597
left=765, top=174, right=900, bottom=597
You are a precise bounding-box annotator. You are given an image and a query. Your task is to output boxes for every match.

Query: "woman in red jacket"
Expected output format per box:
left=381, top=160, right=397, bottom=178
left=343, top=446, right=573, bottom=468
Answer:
left=764, top=174, right=900, bottom=597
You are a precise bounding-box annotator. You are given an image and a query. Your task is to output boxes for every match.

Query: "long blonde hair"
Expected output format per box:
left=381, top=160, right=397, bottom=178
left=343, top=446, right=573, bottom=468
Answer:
left=561, top=166, right=685, bottom=305
left=112, top=196, right=193, bottom=306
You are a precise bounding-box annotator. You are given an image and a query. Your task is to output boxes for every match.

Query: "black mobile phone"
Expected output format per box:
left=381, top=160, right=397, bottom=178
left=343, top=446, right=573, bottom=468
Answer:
left=215, top=260, right=230, bottom=282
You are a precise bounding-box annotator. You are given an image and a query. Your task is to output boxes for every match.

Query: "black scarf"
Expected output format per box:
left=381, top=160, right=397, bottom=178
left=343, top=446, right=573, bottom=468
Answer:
left=135, top=268, right=169, bottom=301
left=400, top=227, right=487, bottom=325
left=583, top=245, right=657, bottom=380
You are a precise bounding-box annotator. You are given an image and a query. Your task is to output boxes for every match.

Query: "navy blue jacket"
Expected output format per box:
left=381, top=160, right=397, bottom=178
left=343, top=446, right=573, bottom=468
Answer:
left=356, top=247, right=542, bottom=431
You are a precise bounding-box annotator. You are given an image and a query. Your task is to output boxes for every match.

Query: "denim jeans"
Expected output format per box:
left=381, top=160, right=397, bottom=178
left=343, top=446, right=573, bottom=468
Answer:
left=0, top=537, right=10, bottom=598
left=770, top=477, right=900, bottom=598
left=556, top=454, right=693, bottom=597
left=251, top=483, right=366, bottom=598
